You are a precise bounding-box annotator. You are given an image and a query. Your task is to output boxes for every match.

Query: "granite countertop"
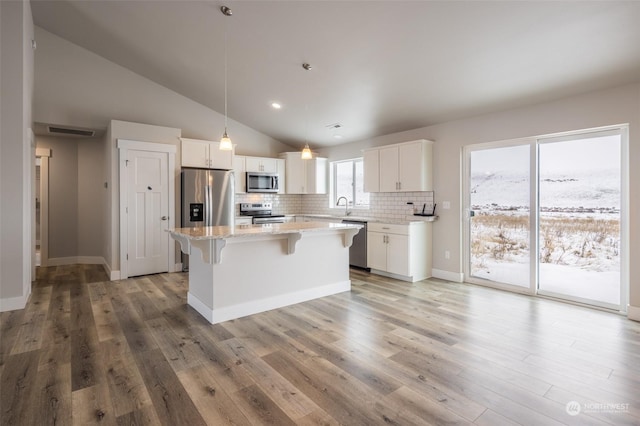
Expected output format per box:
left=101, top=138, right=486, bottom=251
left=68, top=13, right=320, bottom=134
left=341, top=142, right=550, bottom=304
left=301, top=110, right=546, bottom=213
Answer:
left=169, top=221, right=363, bottom=240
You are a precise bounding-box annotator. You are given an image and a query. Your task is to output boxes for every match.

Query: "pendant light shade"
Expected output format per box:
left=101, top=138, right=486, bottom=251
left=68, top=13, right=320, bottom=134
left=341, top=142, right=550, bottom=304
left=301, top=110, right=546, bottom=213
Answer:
left=301, top=143, right=313, bottom=159
left=219, top=6, right=233, bottom=151
left=219, top=129, right=232, bottom=150
left=301, top=63, right=313, bottom=159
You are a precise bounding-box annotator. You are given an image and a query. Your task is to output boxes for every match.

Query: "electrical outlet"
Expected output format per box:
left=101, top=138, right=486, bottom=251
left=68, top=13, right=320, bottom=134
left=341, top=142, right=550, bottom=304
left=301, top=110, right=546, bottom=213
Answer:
left=442, top=201, right=451, bottom=209
left=445, top=250, right=450, bottom=260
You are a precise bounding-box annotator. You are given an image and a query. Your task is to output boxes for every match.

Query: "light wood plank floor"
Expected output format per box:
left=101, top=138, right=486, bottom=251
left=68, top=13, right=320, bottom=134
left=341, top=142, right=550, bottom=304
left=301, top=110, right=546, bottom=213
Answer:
left=1, top=265, right=639, bottom=425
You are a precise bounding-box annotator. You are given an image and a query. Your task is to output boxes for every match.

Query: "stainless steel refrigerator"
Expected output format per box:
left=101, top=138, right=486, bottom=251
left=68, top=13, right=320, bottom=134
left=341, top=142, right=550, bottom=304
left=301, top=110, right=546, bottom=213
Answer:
left=181, top=168, right=235, bottom=271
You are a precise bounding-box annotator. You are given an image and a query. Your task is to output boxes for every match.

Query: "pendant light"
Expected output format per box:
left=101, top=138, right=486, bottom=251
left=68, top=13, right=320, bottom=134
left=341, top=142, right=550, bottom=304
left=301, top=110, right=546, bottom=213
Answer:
left=219, top=6, right=233, bottom=151
left=301, top=63, right=313, bottom=159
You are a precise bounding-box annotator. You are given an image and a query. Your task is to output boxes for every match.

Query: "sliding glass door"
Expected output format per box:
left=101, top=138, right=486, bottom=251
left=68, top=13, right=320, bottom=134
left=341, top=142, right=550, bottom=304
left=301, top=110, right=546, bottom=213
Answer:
left=467, top=144, right=531, bottom=288
left=537, top=132, right=622, bottom=308
left=464, top=127, right=626, bottom=310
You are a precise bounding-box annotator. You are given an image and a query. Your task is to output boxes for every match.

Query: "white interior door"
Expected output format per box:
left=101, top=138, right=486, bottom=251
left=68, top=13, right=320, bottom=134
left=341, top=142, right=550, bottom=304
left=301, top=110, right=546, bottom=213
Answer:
left=126, top=149, right=169, bottom=277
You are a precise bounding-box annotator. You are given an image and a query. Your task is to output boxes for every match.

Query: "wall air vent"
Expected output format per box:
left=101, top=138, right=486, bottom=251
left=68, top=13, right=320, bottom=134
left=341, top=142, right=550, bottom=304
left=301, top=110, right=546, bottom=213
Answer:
left=48, top=126, right=95, bottom=137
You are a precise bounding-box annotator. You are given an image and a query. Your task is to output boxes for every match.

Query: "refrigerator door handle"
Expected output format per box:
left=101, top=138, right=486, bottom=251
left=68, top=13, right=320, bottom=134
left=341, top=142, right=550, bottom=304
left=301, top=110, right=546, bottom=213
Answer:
left=205, top=185, right=211, bottom=226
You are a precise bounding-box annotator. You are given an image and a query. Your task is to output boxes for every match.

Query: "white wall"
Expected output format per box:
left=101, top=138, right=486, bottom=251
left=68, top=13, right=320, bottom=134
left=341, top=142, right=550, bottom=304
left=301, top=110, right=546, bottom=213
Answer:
left=33, top=26, right=294, bottom=158
left=0, top=0, right=34, bottom=311
left=107, top=120, right=181, bottom=277
left=320, top=83, right=640, bottom=313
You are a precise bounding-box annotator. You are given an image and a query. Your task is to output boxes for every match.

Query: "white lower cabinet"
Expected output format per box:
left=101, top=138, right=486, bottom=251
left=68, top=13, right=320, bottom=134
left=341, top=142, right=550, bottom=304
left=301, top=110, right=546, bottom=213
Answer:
left=367, top=222, right=431, bottom=282
left=235, top=217, right=253, bottom=226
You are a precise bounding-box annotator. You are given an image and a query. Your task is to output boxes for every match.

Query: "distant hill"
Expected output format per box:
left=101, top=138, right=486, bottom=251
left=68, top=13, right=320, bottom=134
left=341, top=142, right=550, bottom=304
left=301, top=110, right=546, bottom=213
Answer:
left=470, top=169, right=620, bottom=211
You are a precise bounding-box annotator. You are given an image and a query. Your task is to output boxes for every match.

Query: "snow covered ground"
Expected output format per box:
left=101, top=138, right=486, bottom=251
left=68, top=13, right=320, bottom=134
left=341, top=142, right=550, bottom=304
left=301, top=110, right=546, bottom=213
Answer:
left=469, top=168, right=620, bottom=306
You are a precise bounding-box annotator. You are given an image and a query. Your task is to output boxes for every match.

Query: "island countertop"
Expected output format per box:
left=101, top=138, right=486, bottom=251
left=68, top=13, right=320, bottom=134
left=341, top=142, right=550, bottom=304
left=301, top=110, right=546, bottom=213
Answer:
left=169, top=221, right=363, bottom=240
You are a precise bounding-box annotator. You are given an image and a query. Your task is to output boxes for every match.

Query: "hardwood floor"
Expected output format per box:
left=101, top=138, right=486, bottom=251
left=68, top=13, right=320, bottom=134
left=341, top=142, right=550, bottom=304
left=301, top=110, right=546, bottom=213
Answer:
left=1, top=265, right=639, bottom=425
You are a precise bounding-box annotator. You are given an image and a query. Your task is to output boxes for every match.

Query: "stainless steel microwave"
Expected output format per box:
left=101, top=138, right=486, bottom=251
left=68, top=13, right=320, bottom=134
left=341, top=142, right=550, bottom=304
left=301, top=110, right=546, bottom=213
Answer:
left=246, top=171, right=279, bottom=193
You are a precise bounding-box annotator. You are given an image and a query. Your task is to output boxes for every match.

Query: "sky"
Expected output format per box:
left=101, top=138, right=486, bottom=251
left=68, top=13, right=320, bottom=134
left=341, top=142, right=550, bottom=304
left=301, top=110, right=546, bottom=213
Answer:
left=471, top=134, right=621, bottom=175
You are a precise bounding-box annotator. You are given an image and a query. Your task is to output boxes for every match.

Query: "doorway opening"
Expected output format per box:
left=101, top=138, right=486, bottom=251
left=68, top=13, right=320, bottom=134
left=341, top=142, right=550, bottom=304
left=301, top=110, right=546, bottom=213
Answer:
left=35, top=148, right=51, bottom=268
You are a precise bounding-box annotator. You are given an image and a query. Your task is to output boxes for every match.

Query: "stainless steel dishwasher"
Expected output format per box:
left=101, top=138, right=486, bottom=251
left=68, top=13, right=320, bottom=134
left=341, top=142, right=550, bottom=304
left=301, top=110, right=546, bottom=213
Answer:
left=342, top=219, right=369, bottom=270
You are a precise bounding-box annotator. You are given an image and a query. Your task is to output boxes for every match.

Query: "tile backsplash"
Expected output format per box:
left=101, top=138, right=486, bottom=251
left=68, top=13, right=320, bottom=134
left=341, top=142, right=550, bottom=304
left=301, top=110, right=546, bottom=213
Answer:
left=235, top=191, right=435, bottom=221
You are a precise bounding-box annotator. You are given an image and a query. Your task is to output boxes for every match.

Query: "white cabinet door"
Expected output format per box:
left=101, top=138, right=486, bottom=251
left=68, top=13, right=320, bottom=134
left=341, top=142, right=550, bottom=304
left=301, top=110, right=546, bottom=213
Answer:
left=181, top=139, right=209, bottom=168
left=235, top=216, right=252, bottom=226
left=398, top=141, right=423, bottom=192
left=307, top=157, right=327, bottom=194
left=280, top=153, right=327, bottom=194
left=245, top=157, right=278, bottom=173
left=276, top=158, right=286, bottom=194
left=379, top=146, right=399, bottom=192
left=289, top=155, right=307, bottom=193
left=233, top=155, right=246, bottom=193
left=261, top=158, right=278, bottom=173
left=363, top=149, right=379, bottom=193
left=386, top=233, right=410, bottom=276
left=363, top=140, right=432, bottom=193
left=181, top=138, right=233, bottom=169
left=209, top=143, right=234, bottom=170
left=245, top=157, right=261, bottom=172
left=367, top=232, right=388, bottom=271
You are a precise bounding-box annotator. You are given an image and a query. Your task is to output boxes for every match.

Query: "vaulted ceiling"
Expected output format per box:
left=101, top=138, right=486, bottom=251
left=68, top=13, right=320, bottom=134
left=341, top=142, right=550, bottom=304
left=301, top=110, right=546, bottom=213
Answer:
left=31, top=1, right=640, bottom=148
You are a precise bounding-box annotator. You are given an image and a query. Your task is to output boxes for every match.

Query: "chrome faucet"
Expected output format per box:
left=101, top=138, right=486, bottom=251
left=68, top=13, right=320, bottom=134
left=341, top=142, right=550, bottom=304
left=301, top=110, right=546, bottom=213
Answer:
left=336, top=196, right=351, bottom=216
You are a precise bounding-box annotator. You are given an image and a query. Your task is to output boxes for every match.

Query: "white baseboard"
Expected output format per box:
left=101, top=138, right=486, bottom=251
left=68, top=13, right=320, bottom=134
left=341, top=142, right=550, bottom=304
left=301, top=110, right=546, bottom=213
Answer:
left=369, top=269, right=419, bottom=282
left=0, top=294, right=27, bottom=312
left=432, top=269, right=464, bottom=282
left=100, top=260, right=120, bottom=281
left=48, top=256, right=105, bottom=266
left=188, top=280, right=351, bottom=324
left=628, top=305, right=640, bottom=322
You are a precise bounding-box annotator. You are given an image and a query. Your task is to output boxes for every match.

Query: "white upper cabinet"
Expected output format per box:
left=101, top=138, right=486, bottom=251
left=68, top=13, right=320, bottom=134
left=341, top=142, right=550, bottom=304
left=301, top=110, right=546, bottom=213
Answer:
left=245, top=157, right=278, bottom=173
left=181, top=138, right=234, bottom=170
left=363, top=139, right=433, bottom=192
left=233, top=155, right=246, bottom=193
left=279, top=152, right=327, bottom=194
left=363, top=149, right=380, bottom=193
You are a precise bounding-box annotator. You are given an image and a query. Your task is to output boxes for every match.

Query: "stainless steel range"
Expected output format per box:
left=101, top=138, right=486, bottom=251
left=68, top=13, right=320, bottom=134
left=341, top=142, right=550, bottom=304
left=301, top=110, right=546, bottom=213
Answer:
left=239, top=202, right=287, bottom=224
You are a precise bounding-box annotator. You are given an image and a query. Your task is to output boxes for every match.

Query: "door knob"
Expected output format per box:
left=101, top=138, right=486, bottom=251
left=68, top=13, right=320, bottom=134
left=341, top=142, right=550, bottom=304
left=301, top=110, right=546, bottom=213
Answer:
left=161, top=216, right=168, bottom=220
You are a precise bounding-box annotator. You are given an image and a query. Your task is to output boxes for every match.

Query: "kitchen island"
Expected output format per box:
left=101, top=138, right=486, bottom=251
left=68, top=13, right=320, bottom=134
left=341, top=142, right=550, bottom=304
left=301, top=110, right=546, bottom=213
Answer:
left=168, top=222, right=362, bottom=324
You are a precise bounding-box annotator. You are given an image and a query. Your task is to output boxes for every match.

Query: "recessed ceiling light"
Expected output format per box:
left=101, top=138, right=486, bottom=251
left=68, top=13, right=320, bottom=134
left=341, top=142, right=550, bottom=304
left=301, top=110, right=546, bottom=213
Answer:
left=333, top=134, right=343, bottom=139
left=271, top=102, right=282, bottom=109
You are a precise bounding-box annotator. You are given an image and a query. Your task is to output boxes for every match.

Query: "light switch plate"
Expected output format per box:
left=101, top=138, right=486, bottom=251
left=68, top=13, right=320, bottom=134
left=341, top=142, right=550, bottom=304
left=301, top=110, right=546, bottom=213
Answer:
left=442, top=201, right=451, bottom=209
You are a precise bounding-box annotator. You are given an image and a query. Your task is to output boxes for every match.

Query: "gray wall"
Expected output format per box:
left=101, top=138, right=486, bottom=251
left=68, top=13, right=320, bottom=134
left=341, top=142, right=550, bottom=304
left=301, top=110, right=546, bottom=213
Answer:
left=0, top=0, right=34, bottom=309
left=33, top=26, right=294, bottom=158
left=319, top=83, right=640, bottom=311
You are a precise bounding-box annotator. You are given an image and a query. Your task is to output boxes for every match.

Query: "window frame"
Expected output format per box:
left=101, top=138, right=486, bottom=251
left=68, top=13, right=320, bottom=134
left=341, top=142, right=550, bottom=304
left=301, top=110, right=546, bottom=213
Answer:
left=330, top=157, right=369, bottom=210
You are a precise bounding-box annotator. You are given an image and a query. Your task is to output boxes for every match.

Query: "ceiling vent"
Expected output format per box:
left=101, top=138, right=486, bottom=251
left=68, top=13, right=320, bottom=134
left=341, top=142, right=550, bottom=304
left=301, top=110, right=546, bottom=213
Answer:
left=48, top=126, right=96, bottom=137
left=325, top=123, right=342, bottom=129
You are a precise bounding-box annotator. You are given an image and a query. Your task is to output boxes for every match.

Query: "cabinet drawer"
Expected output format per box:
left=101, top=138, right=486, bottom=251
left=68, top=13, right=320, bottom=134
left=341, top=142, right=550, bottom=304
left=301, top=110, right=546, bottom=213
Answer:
left=368, top=222, right=409, bottom=235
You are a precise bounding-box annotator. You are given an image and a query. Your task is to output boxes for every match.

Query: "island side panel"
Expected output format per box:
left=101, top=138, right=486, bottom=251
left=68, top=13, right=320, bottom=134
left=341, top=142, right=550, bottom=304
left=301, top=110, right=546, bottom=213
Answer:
left=186, top=232, right=351, bottom=324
